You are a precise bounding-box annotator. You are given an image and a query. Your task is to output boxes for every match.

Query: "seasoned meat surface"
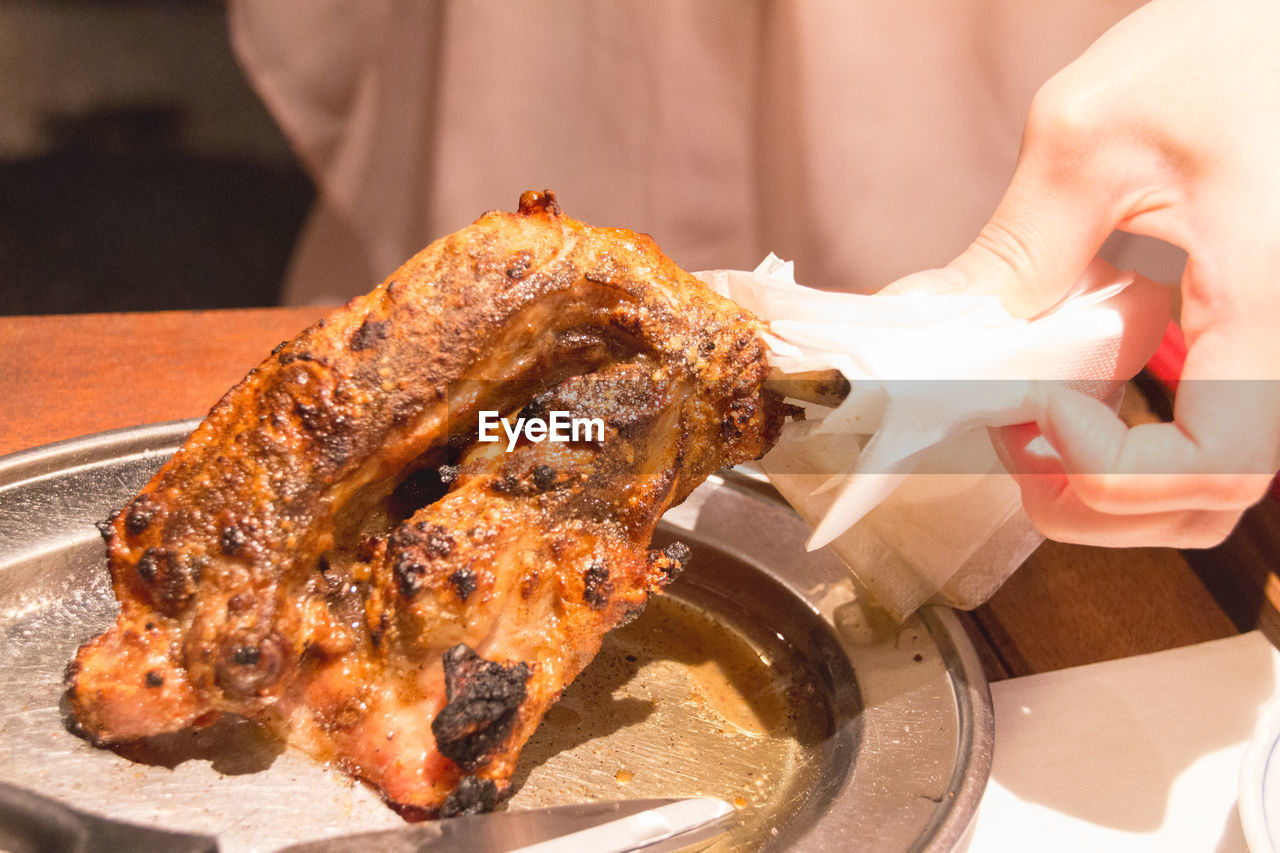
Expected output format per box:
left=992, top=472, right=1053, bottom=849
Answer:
left=67, top=191, right=785, bottom=816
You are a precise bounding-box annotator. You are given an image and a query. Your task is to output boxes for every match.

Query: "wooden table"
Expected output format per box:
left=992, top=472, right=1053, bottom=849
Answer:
left=2, top=308, right=1271, bottom=682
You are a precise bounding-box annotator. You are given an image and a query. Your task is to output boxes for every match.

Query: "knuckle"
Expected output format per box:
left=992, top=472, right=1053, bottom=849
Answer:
left=1199, top=473, right=1271, bottom=510
left=1016, top=479, right=1085, bottom=543
left=1025, top=511, right=1080, bottom=545
left=1066, top=473, right=1139, bottom=513
left=969, top=219, right=1040, bottom=279
left=1179, top=510, right=1244, bottom=548
left=1027, top=74, right=1108, bottom=149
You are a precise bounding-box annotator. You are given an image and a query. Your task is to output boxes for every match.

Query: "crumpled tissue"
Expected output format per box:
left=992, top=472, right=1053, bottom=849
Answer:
left=696, top=255, right=1170, bottom=620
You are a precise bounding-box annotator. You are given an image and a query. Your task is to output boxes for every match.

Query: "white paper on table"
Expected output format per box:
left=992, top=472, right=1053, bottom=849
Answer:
left=696, top=255, right=1171, bottom=620
left=964, top=631, right=1277, bottom=852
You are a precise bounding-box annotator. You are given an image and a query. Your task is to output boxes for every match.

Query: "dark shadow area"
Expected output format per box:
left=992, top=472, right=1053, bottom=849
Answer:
left=0, top=104, right=312, bottom=315
left=104, top=713, right=286, bottom=776
left=1184, top=496, right=1280, bottom=644
left=0, top=0, right=315, bottom=316
left=59, top=687, right=286, bottom=776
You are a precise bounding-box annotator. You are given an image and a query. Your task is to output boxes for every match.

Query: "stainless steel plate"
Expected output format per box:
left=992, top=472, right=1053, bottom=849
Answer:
left=0, top=421, right=992, bottom=852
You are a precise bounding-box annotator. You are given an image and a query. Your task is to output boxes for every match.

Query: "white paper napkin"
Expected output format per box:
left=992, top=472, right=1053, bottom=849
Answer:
left=964, top=631, right=1278, bottom=852
left=697, top=256, right=1170, bottom=619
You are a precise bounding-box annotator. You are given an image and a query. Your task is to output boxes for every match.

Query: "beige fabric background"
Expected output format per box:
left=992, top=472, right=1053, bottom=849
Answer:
left=228, top=1, right=1155, bottom=305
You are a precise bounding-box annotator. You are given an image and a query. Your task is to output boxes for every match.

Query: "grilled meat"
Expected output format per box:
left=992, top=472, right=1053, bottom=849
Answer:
left=66, top=191, right=786, bottom=816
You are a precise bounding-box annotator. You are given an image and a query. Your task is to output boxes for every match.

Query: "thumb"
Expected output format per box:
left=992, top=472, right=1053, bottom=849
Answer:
left=885, top=97, right=1119, bottom=318
left=951, top=167, right=1112, bottom=318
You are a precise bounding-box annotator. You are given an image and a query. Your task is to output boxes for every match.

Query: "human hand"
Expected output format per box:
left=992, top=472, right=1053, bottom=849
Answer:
left=884, top=0, right=1280, bottom=547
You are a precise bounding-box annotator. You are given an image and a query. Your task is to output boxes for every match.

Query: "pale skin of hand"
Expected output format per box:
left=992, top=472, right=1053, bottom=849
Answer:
left=884, top=0, right=1280, bottom=547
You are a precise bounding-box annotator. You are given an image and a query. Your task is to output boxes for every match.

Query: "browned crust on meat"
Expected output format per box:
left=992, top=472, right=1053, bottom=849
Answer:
left=67, top=190, right=783, bottom=813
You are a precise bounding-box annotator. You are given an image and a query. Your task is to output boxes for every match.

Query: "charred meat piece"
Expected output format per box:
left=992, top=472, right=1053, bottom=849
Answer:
left=66, top=190, right=786, bottom=816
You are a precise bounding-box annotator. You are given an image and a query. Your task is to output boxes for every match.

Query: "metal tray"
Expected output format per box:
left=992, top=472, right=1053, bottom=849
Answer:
left=0, top=421, right=992, bottom=852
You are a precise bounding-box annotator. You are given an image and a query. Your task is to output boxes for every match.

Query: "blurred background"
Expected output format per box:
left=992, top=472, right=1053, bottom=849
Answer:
left=0, top=0, right=312, bottom=315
